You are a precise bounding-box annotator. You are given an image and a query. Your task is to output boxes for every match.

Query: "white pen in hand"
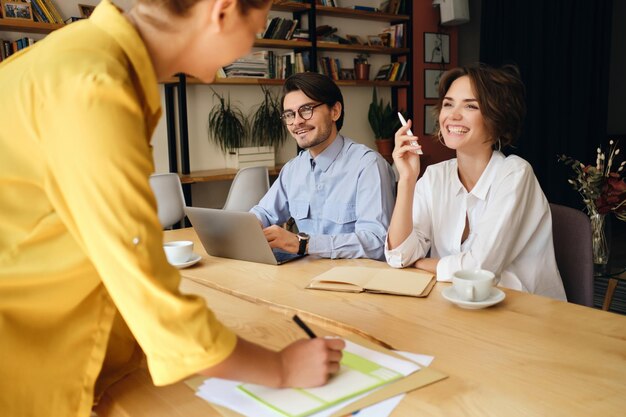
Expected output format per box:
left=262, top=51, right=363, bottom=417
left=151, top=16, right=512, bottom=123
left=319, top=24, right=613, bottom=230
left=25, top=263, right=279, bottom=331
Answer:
left=397, top=112, right=423, bottom=155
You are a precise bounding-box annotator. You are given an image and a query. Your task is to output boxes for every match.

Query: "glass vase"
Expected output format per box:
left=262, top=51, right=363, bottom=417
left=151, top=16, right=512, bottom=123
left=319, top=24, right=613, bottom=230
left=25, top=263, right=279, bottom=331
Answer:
left=590, top=213, right=610, bottom=266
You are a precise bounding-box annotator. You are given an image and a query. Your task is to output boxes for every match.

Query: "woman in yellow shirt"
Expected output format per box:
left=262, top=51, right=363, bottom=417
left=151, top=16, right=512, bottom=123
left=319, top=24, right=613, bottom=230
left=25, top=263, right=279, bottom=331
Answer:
left=0, top=0, right=344, bottom=416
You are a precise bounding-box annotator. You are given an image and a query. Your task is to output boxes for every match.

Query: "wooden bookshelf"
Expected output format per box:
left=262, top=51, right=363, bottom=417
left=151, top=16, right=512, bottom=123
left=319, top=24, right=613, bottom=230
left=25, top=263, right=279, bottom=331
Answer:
left=316, top=42, right=409, bottom=55
left=271, top=1, right=311, bottom=12
left=254, top=38, right=311, bottom=49
left=163, top=75, right=409, bottom=87
left=315, top=6, right=409, bottom=22
left=0, top=18, right=64, bottom=34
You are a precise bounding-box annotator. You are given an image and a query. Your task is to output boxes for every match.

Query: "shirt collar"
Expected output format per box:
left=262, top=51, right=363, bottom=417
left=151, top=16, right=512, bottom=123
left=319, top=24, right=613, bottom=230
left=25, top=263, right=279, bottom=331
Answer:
left=470, top=151, right=505, bottom=200
left=308, top=135, right=344, bottom=172
left=452, top=151, right=505, bottom=200
left=90, top=0, right=161, bottom=120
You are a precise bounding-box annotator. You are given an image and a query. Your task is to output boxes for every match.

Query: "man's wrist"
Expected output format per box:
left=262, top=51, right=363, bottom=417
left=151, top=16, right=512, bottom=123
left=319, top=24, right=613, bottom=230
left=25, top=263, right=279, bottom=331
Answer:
left=296, top=232, right=310, bottom=255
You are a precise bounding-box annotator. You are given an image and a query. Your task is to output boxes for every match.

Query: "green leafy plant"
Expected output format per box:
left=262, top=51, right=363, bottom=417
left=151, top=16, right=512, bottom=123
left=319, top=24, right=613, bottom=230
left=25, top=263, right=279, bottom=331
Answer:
left=249, top=85, right=287, bottom=148
left=367, top=88, right=401, bottom=139
left=207, top=88, right=248, bottom=152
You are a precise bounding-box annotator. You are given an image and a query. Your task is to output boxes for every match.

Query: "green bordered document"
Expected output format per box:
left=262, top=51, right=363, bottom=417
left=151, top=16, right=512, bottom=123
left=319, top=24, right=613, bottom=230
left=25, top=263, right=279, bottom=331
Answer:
left=237, top=340, right=420, bottom=417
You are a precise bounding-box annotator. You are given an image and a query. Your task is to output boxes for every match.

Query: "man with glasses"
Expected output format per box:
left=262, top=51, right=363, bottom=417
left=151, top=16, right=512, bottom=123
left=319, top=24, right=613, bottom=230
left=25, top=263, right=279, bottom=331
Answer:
left=250, top=72, right=396, bottom=260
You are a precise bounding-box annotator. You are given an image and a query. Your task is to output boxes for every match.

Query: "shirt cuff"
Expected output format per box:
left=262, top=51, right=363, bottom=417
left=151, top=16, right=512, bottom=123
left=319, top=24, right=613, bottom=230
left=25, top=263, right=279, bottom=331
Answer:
left=384, top=233, right=421, bottom=268
left=249, top=208, right=270, bottom=228
left=307, top=235, right=331, bottom=258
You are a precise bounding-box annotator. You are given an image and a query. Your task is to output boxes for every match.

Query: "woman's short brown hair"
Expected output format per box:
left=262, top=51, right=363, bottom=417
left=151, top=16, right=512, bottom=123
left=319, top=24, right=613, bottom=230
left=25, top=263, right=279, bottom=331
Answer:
left=433, top=64, right=526, bottom=148
left=145, top=0, right=270, bottom=16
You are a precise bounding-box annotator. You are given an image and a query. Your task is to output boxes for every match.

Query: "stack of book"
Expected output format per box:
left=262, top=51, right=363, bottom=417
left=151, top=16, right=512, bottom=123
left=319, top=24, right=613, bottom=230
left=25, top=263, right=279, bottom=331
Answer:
left=0, top=38, right=34, bottom=61
left=317, top=56, right=341, bottom=81
left=220, top=50, right=310, bottom=79
left=269, top=50, right=310, bottom=79
left=223, top=51, right=270, bottom=78
left=379, top=23, right=405, bottom=48
left=373, top=62, right=407, bottom=81
left=259, top=17, right=299, bottom=40
left=30, top=0, right=64, bottom=24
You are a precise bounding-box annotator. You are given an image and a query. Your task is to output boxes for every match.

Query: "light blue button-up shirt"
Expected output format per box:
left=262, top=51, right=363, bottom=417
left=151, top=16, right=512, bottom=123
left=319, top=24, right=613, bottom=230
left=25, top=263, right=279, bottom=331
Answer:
left=251, top=135, right=396, bottom=260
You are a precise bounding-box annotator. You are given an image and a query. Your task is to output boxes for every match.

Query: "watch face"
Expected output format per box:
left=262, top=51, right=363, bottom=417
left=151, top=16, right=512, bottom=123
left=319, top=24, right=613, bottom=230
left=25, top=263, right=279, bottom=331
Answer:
left=298, top=232, right=309, bottom=241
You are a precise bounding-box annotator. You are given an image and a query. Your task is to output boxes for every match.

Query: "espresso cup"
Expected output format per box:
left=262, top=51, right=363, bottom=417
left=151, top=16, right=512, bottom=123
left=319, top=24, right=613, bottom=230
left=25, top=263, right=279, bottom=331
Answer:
left=452, top=269, right=495, bottom=302
left=163, top=241, right=194, bottom=265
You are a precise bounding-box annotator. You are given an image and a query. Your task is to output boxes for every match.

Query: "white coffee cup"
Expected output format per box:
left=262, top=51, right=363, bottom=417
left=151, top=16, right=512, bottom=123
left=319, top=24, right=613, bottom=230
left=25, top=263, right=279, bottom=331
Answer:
left=163, top=241, right=194, bottom=265
left=452, top=269, right=495, bottom=302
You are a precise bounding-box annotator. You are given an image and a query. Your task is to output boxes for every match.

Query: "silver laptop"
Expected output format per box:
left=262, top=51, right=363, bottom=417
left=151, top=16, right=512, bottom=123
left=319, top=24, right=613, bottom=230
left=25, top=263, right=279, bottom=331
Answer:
left=185, top=207, right=305, bottom=265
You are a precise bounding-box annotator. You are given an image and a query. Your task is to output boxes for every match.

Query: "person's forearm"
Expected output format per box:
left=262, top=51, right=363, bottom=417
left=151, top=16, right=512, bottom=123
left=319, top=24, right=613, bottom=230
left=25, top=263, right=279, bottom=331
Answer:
left=415, top=257, right=439, bottom=273
left=200, top=337, right=284, bottom=387
left=387, top=178, right=416, bottom=249
left=200, top=336, right=345, bottom=389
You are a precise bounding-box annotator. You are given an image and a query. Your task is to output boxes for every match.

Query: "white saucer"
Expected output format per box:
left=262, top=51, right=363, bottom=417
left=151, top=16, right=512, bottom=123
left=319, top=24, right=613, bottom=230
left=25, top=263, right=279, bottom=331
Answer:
left=170, top=253, right=202, bottom=269
left=441, top=286, right=505, bottom=309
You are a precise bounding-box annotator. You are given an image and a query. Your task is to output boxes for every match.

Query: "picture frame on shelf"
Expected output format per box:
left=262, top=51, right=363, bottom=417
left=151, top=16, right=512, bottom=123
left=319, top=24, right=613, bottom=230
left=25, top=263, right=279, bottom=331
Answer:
left=424, top=32, right=450, bottom=64
left=367, top=35, right=384, bottom=47
left=379, top=32, right=391, bottom=47
left=78, top=3, right=95, bottom=18
left=1, top=1, right=33, bottom=20
left=424, top=69, right=444, bottom=99
left=339, top=68, right=355, bottom=80
left=346, top=34, right=364, bottom=45
left=424, top=104, right=437, bottom=135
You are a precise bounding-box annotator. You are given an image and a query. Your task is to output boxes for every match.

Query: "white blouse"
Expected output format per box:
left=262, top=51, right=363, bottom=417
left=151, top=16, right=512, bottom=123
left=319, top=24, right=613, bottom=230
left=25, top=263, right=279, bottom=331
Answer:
left=385, top=151, right=567, bottom=300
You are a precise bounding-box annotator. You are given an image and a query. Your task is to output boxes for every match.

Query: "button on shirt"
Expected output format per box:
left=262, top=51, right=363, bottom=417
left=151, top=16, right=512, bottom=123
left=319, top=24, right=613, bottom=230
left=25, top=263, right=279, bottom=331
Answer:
left=251, top=136, right=396, bottom=260
left=385, top=151, right=566, bottom=300
left=0, top=2, right=236, bottom=417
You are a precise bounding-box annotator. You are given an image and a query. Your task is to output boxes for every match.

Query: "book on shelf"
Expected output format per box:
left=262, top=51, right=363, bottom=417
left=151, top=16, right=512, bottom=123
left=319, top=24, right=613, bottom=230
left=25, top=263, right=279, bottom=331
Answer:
left=307, top=267, right=436, bottom=297
left=38, top=0, right=64, bottom=24
left=259, top=17, right=300, bottom=40
left=352, top=5, right=378, bottom=12
left=374, top=63, right=393, bottom=80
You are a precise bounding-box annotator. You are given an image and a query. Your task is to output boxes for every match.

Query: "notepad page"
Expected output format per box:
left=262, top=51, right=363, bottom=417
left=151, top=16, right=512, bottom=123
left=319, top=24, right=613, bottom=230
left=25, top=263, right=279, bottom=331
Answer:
left=238, top=340, right=420, bottom=417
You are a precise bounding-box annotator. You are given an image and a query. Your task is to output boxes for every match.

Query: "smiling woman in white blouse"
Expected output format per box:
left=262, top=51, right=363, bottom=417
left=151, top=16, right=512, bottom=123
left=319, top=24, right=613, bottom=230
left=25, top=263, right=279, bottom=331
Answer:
left=386, top=64, right=566, bottom=300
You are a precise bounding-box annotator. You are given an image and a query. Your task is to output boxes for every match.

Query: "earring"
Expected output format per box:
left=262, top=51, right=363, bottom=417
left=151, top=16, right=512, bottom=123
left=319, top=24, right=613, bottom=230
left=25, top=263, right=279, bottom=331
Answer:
left=495, top=138, right=502, bottom=152
left=437, top=130, right=444, bottom=144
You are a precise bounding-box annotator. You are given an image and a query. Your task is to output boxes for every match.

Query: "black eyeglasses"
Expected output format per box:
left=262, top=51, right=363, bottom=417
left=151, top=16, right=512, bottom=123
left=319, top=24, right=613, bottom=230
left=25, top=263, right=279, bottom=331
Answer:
left=280, top=103, right=325, bottom=125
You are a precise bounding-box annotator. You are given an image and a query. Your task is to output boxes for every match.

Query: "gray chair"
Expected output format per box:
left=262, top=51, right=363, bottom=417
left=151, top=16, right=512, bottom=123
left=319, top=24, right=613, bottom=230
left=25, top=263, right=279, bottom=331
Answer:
left=149, top=173, right=186, bottom=229
left=223, top=166, right=270, bottom=212
left=549, top=203, right=594, bottom=307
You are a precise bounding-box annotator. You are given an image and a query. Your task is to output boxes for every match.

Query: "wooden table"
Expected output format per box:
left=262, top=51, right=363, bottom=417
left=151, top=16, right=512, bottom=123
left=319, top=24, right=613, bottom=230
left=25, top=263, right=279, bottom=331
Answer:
left=97, top=228, right=626, bottom=416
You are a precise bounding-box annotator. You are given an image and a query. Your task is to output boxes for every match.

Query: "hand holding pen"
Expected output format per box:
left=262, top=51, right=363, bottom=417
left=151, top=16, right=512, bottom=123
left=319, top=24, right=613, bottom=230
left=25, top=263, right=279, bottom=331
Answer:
left=398, top=112, right=423, bottom=155
left=277, top=315, right=344, bottom=387
left=393, top=113, right=422, bottom=181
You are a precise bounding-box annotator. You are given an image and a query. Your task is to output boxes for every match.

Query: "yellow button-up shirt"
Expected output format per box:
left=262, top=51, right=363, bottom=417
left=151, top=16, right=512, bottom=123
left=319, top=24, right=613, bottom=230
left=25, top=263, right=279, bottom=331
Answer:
left=0, top=2, right=236, bottom=416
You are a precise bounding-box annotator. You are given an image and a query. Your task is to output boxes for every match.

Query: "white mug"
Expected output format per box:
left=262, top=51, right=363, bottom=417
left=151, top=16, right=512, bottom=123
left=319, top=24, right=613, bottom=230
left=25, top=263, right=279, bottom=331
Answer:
left=163, top=241, right=194, bottom=265
left=452, top=269, right=495, bottom=302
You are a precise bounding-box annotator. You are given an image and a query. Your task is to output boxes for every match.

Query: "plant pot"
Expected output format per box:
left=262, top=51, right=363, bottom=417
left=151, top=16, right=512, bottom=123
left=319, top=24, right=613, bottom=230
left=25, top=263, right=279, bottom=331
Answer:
left=375, top=139, right=394, bottom=164
left=355, top=63, right=371, bottom=81
left=226, top=146, right=275, bottom=169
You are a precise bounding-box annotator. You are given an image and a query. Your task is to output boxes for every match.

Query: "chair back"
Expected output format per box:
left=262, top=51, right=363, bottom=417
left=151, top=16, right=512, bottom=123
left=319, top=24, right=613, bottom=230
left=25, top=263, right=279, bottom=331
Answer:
left=149, top=173, right=186, bottom=229
left=223, top=166, right=270, bottom=212
left=549, top=203, right=594, bottom=307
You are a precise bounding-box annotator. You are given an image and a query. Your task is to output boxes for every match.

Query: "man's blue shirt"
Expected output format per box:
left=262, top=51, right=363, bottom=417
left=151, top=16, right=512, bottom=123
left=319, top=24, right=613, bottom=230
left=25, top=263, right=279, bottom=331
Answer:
left=250, top=135, right=396, bottom=260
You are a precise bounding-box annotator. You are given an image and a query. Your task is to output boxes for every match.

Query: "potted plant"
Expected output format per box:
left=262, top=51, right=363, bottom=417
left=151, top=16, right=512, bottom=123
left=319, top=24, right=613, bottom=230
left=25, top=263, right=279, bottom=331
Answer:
left=207, top=88, right=249, bottom=153
left=368, top=88, right=401, bottom=164
left=354, top=53, right=370, bottom=80
left=250, top=85, right=287, bottom=148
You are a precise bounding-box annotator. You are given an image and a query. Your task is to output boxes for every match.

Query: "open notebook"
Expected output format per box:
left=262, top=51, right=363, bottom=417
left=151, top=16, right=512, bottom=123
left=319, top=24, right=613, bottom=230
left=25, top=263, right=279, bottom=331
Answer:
left=306, top=267, right=436, bottom=297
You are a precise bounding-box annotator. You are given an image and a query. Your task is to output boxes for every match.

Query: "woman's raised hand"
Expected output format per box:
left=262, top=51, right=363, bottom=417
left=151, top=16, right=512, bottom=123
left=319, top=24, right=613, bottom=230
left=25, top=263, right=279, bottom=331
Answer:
left=392, top=119, right=421, bottom=181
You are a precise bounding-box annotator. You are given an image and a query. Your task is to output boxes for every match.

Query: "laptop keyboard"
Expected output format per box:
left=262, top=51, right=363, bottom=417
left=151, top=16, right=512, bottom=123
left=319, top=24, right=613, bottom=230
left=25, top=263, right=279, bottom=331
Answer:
left=273, top=250, right=301, bottom=264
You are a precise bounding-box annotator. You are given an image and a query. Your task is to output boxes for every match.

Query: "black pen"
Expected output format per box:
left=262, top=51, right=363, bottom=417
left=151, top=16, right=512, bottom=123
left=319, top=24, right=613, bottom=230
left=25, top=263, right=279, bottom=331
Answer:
left=292, top=314, right=317, bottom=338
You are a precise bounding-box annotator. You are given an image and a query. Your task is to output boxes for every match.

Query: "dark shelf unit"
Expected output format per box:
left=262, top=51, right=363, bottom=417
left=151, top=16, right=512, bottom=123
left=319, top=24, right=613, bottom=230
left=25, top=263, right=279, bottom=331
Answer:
left=163, top=1, right=413, bottom=206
